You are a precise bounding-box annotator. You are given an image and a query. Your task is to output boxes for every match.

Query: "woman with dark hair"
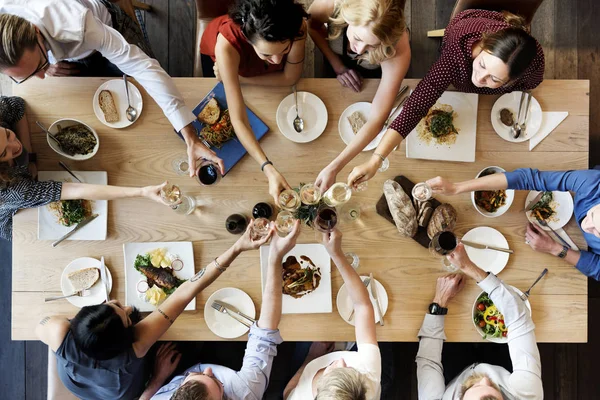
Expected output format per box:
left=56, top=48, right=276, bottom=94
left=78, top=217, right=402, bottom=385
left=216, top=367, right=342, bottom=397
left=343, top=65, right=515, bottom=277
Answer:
left=200, top=0, right=308, bottom=203
left=347, top=10, right=545, bottom=187
left=36, top=221, right=275, bottom=400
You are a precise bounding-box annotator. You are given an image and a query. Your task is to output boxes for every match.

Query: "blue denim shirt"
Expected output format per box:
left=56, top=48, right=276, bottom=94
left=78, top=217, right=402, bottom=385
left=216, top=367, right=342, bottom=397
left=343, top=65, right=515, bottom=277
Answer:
left=152, top=324, right=283, bottom=400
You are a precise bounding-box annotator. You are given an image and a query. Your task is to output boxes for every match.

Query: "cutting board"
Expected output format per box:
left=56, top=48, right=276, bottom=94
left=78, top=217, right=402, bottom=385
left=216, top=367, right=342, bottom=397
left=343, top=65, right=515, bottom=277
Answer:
left=177, top=82, right=269, bottom=174
left=376, top=176, right=441, bottom=249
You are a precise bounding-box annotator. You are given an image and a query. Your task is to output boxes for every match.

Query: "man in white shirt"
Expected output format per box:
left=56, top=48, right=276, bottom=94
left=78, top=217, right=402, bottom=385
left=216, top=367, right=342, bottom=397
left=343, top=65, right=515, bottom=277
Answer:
left=0, top=0, right=224, bottom=176
left=416, top=243, right=544, bottom=400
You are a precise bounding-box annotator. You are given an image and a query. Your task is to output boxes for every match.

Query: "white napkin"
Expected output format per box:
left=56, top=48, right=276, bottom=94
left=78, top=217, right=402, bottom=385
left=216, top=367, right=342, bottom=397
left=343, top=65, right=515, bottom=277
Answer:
left=555, top=228, right=579, bottom=251
left=529, top=111, right=569, bottom=150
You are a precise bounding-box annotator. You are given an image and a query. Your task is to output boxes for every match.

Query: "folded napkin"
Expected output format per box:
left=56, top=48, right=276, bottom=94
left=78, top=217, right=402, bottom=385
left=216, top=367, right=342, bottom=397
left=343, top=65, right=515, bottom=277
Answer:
left=555, top=228, right=579, bottom=251
left=529, top=111, right=569, bottom=150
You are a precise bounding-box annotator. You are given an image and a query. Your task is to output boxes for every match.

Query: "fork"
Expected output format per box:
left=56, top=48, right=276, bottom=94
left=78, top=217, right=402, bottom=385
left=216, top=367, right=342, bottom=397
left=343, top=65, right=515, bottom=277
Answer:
left=347, top=276, right=372, bottom=321
left=535, top=218, right=572, bottom=249
left=519, top=268, right=548, bottom=301
left=45, top=289, right=90, bottom=302
left=210, top=302, right=251, bottom=328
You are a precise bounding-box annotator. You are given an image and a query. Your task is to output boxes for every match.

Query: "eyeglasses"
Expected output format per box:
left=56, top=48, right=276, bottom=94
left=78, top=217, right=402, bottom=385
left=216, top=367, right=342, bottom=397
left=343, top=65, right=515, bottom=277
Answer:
left=9, top=40, right=49, bottom=85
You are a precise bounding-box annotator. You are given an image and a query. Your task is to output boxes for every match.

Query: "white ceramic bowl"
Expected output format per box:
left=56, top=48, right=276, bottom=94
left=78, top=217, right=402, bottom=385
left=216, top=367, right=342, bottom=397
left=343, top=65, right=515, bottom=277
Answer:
left=471, top=166, right=514, bottom=218
left=46, top=118, right=100, bottom=161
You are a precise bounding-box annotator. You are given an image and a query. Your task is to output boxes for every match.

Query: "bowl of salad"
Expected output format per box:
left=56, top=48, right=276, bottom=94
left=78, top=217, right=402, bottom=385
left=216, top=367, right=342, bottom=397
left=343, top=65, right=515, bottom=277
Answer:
left=471, top=166, right=514, bottom=218
left=472, top=286, right=531, bottom=343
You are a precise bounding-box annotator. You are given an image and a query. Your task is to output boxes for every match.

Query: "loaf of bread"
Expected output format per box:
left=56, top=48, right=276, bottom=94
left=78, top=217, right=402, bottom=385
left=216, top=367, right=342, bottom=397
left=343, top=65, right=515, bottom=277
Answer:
left=383, top=180, right=418, bottom=237
left=427, top=203, right=457, bottom=239
left=98, top=90, right=119, bottom=123
left=67, top=267, right=100, bottom=292
left=198, top=98, right=220, bottom=125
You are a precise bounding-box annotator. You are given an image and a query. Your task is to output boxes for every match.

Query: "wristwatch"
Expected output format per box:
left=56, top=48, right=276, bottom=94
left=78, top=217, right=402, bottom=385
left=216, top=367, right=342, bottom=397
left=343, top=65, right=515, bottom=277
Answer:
left=428, top=302, right=448, bottom=315
left=558, top=245, right=569, bottom=259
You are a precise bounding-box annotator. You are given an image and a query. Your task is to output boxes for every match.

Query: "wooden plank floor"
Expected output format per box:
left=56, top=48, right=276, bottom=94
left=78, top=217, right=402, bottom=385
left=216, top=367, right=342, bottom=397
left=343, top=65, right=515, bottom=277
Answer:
left=1, top=1, right=598, bottom=399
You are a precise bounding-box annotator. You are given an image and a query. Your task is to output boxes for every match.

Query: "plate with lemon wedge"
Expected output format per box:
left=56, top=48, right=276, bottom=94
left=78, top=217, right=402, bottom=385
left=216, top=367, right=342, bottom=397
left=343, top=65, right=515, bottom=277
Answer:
left=124, top=242, right=195, bottom=312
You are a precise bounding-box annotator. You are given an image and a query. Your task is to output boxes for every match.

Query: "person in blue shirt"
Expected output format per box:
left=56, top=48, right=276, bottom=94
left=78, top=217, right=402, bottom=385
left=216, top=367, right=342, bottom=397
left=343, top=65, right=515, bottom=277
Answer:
left=427, top=168, right=600, bottom=280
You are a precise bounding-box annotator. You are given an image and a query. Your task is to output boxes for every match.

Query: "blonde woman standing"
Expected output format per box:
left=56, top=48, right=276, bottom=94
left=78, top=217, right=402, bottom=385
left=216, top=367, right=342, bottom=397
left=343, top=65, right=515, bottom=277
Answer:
left=309, top=0, right=410, bottom=192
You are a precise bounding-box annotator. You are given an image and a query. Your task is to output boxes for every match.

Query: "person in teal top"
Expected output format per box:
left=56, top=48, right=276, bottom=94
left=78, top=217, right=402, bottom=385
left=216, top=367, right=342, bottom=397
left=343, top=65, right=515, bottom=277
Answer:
left=427, top=168, right=600, bottom=280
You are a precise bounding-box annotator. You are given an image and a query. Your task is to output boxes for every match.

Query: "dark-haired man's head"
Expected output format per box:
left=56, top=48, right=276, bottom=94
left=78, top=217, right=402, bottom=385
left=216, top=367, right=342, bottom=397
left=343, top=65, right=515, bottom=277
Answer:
left=70, top=300, right=140, bottom=360
left=230, top=0, right=308, bottom=65
left=171, top=367, right=224, bottom=400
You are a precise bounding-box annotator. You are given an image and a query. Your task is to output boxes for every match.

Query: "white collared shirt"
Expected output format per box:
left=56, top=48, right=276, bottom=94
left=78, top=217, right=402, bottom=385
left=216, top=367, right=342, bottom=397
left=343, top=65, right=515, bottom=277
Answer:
left=0, top=0, right=195, bottom=131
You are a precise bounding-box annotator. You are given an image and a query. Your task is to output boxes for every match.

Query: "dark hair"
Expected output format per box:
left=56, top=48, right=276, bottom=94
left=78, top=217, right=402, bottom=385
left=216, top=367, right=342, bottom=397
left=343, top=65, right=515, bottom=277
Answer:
left=70, top=304, right=135, bottom=360
left=479, top=12, right=537, bottom=80
left=171, top=380, right=210, bottom=400
left=229, top=0, right=308, bottom=44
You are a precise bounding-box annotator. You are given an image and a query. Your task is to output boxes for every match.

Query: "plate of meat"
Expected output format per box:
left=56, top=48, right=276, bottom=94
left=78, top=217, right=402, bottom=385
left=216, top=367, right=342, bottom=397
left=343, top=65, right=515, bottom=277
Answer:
left=123, top=242, right=195, bottom=312
left=259, top=243, right=332, bottom=314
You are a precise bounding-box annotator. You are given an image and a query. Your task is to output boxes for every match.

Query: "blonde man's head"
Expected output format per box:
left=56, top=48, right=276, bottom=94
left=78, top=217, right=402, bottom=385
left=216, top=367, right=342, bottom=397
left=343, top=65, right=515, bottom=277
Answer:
left=0, top=14, right=37, bottom=69
left=315, top=367, right=367, bottom=400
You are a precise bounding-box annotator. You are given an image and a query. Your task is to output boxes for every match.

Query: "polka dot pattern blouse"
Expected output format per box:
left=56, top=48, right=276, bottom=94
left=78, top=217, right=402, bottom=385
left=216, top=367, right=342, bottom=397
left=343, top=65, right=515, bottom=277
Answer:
left=389, top=10, right=545, bottom=138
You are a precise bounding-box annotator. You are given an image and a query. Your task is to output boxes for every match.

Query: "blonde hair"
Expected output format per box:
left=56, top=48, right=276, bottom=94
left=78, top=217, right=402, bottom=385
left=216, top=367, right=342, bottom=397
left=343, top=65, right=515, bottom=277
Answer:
left=328, top=0, right=406, bottom=65
left=0, top=14, right=37, bottom=69
left=315, top=368, right=367, bottom=400
left=459, top=373, right=503, bottom=400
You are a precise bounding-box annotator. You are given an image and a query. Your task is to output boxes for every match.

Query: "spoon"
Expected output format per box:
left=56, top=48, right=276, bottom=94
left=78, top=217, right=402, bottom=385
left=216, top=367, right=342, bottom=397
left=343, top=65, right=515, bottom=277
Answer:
left=36, top=121, right=63, bottom=149
left=292, top=85, right=303, bottom=133
left=123, top=74, right=137, bottom=122
left=511, top=92, right=526, bottom=139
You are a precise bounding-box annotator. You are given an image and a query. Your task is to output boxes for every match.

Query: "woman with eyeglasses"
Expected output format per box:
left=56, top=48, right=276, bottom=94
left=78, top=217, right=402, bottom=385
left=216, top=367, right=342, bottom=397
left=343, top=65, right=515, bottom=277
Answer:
left=200, top=0, right=308, bottom=203
left=347, top=10, right=545, bottom=188
left=0, top=96, right=176, bottom=241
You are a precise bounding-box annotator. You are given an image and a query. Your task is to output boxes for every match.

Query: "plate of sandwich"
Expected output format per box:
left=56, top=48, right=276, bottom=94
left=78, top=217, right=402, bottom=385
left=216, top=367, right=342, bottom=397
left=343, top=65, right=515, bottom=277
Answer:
left=93, top=79, right=143, bottom=128
left=60, top=257, right=113, bottom=307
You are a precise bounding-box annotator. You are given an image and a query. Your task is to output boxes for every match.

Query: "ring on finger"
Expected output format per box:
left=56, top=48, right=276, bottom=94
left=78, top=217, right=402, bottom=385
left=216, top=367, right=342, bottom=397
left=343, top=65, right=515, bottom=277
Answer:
left=525, top=240, right=530, bottom=244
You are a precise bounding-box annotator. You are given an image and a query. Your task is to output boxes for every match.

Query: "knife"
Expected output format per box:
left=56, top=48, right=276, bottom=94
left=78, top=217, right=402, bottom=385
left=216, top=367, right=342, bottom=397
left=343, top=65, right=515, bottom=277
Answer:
left=369, top=273, right=384, bottom=326
left=524, top=191, right=545, bottom=212
left=58, top=161, right=83, bottom=183
left=461, top=240, right=514, bottom=254
left=212, top=300, right=255, bottom=325
left=382, top=86, right=409, bottom=129
left=99, top=256, right=110, bottom=302
left=51, top=214, right=98, bottom=247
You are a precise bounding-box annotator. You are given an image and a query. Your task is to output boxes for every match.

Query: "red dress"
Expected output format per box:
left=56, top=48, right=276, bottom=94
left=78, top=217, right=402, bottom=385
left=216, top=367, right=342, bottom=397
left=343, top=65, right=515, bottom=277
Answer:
left=200, top=15, right=287, bottom=77
left=389, top=10, right=545, bottom=138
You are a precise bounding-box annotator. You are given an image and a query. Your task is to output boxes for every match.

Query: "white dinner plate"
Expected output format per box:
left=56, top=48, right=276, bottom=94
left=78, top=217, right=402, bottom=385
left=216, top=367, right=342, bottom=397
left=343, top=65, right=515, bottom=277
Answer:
left=462, top=227, right=510, bottom=275
left=123, top=242, right=196, bottom=312
left=38, top=171, right=108, bottom=241
left=204, top=287, right=256, bottom=339
left=472, top=286, right=531, bottom=344
left=60, top=257, right=113, bottom=308
left=260, top=243, right=332, bottom=314
left=525, top=190, right=574, bottom=230
left=491, top=91, right=542, bottom=143
left=338, top=102, right=394, bottom=152
left=276, top=92, right=328, bottom=143
left=93, top=79, right=143, bottom=128
left=336, top=276, right=388, bottom=326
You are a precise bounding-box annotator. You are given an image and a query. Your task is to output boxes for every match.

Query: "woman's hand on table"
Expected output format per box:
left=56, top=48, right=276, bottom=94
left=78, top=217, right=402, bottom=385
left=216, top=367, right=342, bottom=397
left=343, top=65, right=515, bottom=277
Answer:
left=315, top=164, right=338, bottom=193
left=336, top=66, right=362, bottom=93
left=526, top=222, right=563, bottom=255
left=235, top=219, right=275, bottom=253
left=427, top=176, right=459, bottom=196
left=269, top=219, right=301, bottom=261
left=264, top=165, right=292, bottom=204
left=347, top=156, right=380, bottom=189
left=447, top=243, right=488, bottom=282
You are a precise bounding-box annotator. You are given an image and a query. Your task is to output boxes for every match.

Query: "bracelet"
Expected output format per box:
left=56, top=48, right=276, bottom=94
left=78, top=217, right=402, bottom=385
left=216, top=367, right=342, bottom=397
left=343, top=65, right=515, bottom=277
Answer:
left=213, top=257, right=227, bottom=273
left=373, top=152, right=386, bottom=163
left=260, top=160, right=273, bottom=172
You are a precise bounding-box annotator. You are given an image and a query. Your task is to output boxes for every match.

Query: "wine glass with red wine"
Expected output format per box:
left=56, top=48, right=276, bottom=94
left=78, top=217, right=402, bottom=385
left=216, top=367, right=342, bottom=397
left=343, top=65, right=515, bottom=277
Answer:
left=313, top=205, right=338, bottom=233
left=195, top=160, right=221, bottom=186
left=429, top=231, right=459, bottom=272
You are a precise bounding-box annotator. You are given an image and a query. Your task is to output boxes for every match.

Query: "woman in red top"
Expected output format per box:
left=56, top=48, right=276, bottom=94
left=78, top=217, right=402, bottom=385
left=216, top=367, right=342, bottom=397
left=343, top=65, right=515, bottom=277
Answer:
left=347, top=10, right=545, bottom=187
left=200, top=0, right=308, bottom=202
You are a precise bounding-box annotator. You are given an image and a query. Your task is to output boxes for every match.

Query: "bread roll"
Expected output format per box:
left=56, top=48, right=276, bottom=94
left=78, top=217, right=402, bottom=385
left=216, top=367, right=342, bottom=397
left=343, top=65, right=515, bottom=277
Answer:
left=427, top=203, right=457, bottom=239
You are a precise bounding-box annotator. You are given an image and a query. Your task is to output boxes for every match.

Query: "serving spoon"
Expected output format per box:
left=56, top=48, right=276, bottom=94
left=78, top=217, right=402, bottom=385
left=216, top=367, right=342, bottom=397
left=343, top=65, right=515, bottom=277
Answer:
left=292, top=85, right=304, bottom=133
left=123, top=74, right=138, bottom=122
left=36, top=121, right=63, bottom=150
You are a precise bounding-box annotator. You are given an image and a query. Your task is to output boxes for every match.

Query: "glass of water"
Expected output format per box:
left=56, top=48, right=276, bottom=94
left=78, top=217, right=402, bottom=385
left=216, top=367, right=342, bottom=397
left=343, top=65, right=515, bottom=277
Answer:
left=345, top=252, right=360, bottom=269
left=172, top=155, right=190, bottom=176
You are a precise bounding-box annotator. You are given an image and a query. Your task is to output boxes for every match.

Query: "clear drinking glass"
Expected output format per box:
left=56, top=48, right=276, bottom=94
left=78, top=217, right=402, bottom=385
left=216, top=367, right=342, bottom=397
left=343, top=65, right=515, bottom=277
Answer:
left=412, top=182, right=433, bottom=202
left=313, top=205, right=338, bottom=233
left=172, top=195, right=196, bottom=215
left=429, top=231, right=459, bottom=272
left=278, top=189, right=301, bottom=211
left=299, top=183, right=322, bottom=205
left=378, top=157, right=390, bottom=173
left=251, top=217, right=271, bottom=240
left=195, top=160, right=221, bottom=186
left=275, top=210, right=295, bottom=234
left=172, top=155, right=190, bottom=176
left=160, top=183, right=182, bottom=206
left=353, top=181, right=368, bottom=192
left=345, top=252, right=360, bottom=269
left=339, top=201, right=361, bottom=223
left=322, top=182, right=352, bottom=207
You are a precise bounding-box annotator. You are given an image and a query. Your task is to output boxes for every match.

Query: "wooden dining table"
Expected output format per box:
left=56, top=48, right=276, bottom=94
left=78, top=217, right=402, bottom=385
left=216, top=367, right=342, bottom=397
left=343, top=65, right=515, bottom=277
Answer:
left=12, top=77, right=589, bottom=342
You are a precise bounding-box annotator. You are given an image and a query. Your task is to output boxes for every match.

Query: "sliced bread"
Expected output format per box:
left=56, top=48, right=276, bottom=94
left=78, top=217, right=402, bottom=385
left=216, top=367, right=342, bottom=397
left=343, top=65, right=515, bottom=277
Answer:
left=198, top=98, right=220, bottom=125
left=99, top=90, right=120, bottom=123
left=67, top=267, right=100, bottom=292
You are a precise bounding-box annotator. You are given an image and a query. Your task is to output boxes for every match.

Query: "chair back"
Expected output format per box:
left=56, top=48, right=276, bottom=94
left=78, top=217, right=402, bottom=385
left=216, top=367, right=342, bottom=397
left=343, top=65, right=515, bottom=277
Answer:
left=450, top=0, right=545, bottom=26
left=196, top=0, right=234, bottom=19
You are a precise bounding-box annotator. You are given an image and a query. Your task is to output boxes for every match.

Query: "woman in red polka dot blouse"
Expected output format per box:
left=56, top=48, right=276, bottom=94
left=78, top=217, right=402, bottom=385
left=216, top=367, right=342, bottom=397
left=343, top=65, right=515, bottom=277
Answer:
left=347, top=9, right=545, bottom=187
